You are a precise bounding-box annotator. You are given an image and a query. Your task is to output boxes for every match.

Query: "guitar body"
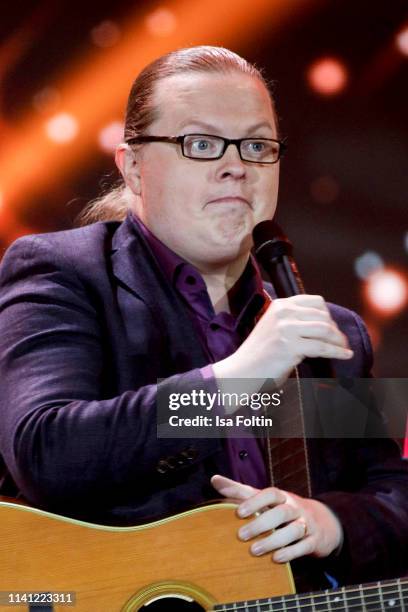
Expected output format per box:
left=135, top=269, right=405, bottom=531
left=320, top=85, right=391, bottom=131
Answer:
left=0, top=500, right=295, bottom=611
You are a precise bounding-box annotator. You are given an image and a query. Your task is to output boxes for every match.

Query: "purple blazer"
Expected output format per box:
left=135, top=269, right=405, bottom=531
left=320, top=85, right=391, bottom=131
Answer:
left=0, top=213, right=407, bottom=587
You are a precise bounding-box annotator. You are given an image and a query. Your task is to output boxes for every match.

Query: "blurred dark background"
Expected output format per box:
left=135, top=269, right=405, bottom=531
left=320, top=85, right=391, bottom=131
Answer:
left=0, top=0, right=407, bottom=375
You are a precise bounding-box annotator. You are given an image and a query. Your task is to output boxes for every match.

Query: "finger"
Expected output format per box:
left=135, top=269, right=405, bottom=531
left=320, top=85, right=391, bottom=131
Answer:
left=279, top=294, right=330, bottom=312
left=278, top=305, right=333, bottom=323
left=297, top=338, right=353, bottom=360
left=238, top=504, right=299, bottom=541
left=250, top=519, right=310, bottom=556
left=273, top=536, right=315, bottom=563
left=211, top=475, right=258, bottom=501
left=293, top=322, right=350, bottom=348
left=237, top=487, right=287, bottom=518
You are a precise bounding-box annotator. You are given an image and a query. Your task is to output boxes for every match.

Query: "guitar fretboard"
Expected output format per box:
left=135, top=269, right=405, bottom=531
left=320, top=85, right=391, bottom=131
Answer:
left=214, top=577, right=408, bottom=611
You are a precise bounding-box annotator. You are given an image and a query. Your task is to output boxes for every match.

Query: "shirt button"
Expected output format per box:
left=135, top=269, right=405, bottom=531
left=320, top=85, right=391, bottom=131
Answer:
left=185, top=275, right=196, bottom=285
left=239, top=450, right=248, bottom=460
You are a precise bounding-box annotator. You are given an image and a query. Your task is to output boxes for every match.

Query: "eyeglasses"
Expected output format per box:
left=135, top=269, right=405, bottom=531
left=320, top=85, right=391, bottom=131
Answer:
left=125, top=133, right=286, bottom=164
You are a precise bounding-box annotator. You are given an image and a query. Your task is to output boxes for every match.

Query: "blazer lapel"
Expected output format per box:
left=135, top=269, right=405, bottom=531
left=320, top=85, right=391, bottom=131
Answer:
left=110, top=214, right=208, bottom=371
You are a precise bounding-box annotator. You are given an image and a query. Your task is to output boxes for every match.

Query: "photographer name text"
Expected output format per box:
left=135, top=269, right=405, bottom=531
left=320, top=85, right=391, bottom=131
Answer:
left=168, top=414, right=273, bottom=427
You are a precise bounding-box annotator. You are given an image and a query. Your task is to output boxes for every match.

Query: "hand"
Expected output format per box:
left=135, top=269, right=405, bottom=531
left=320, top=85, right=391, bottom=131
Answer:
left=212, top=294, right=353, bottom=388
left=211, top=474, right=343, bottom=563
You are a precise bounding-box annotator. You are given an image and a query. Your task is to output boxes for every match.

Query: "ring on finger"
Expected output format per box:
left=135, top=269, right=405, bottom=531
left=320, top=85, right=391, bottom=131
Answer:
left=297, top=518, right=308, bottom=539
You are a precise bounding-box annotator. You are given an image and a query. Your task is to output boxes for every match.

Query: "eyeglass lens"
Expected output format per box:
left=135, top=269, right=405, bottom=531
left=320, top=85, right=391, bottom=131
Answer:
left=182, top=135, right=280, bottom=162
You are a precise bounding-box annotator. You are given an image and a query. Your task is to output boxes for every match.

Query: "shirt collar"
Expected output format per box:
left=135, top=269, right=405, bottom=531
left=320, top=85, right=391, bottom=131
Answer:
left=131, top=213, right=185, bottom=282
left=130, top=213, right=266, bottom=326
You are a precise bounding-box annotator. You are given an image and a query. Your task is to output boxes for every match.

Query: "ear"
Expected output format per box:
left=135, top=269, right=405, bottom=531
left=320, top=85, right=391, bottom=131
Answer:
left=115, top=143, right=141, bottom=196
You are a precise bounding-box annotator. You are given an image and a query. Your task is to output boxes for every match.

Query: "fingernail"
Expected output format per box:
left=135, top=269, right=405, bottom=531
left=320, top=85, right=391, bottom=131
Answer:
left=239, top=527, right=250, bottom=540
left=274, top=551, right=285, bottom=562
left=251, top=543, right=263, bottom=556
left=238, top=505, right=250, bottom=518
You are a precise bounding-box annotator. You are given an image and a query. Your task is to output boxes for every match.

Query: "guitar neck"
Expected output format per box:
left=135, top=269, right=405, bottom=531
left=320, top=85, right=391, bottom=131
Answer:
left=215, top=577, right=408, bottom=611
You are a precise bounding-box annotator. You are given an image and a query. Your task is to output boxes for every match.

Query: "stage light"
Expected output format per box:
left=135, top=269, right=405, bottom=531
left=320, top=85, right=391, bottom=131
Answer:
left=310, top=175, right=339, bottom=204
left=45, top=113, right=79, bottom=144
left=354, top=251, right=384, bottom=280
left=364, top=268, right=408, bottom=316
left=98, top=121, right=124, bottom=154
left=32, top=87, right=61, bottom=114
left=307, top=57, right=348, bottom=96
left=145, top=8, right=177, bottom=36
left=91, top=20, right=121, bottom=48
left=395, top=27, right=408, bottom=56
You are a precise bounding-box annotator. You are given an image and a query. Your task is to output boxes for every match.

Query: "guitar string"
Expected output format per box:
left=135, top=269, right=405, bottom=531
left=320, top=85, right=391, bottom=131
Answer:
left=217, top=580, right=408, bottom=607
left=213, top=580, right=407, bottom=612
left=214, top=602, right=404, bottom=612
left=214, top=594, right=406, bottom=612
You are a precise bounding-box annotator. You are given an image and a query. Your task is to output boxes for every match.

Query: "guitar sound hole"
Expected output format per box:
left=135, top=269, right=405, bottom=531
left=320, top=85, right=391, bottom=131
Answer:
left=141, top=597, right=204, bottom=611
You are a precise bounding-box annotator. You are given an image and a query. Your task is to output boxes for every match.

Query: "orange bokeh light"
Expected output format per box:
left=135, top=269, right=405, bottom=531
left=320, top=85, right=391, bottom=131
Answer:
left=45, top=113, right=79, bottom=144
left=363, top=268, right=408, bottom=317
left=307, top=57, right=348, bottom=96
left=98, top=121, right=124, bottom=154
left=91, top=20, right=121, bottom=48
left=145, top=8, right=177, bottom=37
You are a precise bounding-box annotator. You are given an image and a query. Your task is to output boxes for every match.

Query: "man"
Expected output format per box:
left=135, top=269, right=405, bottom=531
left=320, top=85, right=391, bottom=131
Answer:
left=0, top=46, right=407, bottom=591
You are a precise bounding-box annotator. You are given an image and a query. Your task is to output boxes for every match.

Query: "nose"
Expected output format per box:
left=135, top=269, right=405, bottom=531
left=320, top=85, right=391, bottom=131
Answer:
left=215, top=142, right=247, bottom=181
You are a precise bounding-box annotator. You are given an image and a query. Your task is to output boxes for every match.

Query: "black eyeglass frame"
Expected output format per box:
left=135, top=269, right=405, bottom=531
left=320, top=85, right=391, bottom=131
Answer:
left=125, top=133, right=287, bottom=164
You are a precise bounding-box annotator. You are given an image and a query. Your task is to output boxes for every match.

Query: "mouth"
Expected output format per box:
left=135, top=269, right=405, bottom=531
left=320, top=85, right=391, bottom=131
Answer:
left=207, top=196, right=251, bottom=207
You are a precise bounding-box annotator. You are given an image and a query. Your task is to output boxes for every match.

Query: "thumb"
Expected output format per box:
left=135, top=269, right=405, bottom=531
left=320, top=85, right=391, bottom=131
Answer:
left=211, top=474, right=258, bottom=501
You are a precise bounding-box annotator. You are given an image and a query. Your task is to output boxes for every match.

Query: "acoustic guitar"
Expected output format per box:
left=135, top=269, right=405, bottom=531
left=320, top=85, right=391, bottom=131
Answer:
left=0, top=499, right=406, bottom=611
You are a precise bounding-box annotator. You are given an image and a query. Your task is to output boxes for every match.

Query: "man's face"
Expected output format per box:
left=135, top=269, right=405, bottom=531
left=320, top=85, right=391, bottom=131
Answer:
left=131, top=71, right=280, bottom=271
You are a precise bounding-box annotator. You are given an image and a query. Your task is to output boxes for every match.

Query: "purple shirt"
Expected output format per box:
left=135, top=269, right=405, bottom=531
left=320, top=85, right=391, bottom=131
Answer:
left=132, top=214, right=269, bottom=489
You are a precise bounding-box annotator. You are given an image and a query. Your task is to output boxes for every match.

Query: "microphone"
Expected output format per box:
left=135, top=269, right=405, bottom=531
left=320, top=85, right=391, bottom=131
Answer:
left=252, top=220, right=305, bottom=298
left=252, top=219, right=334, bottom=378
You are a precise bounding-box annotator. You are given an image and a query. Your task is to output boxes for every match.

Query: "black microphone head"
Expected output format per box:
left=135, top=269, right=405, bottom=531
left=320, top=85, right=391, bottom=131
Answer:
left=252, top=220, right=293, bottom=266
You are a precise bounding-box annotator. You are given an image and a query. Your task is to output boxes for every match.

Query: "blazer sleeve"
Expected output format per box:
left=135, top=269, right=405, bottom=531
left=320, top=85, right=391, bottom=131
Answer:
left=314, top=311, right=408, bottom=584
left=0, top=235, right=219, bottom=515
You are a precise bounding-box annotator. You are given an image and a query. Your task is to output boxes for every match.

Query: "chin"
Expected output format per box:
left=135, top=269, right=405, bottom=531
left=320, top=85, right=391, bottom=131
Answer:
left=213, top=217, right=253, bottom=245
left=205, top=234, right=252, bottom=264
